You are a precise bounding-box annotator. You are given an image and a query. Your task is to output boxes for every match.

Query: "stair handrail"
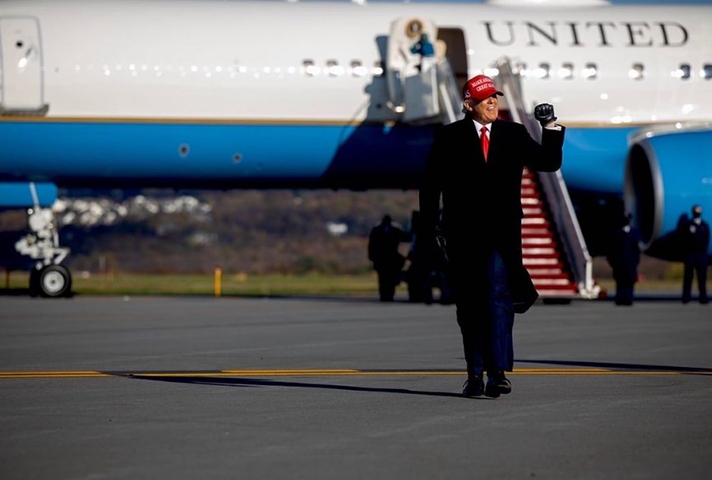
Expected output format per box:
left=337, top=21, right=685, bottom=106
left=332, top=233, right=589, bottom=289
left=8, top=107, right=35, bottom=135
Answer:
left=434, top=59, right=463, bottom=125
left=491, top=57, right=599, bottom=299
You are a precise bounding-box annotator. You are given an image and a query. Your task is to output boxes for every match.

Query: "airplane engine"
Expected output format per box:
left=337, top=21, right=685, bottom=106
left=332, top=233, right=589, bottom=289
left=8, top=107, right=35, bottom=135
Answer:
left=624, top=126, right=712, bottom=261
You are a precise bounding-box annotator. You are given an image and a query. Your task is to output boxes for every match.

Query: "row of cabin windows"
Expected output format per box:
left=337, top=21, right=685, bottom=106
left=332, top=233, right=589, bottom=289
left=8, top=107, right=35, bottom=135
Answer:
left=516, top=62, right=712, bottom=80
left=302, top=59, right=712, bottom=81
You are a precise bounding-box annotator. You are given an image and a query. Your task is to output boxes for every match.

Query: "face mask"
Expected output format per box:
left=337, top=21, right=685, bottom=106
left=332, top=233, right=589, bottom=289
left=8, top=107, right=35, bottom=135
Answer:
left=693, top=211, right=702, bottom=219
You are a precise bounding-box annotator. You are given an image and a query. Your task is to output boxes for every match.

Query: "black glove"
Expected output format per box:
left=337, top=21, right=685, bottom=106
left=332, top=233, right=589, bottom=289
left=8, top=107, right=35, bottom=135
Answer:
left=534, top=103, right=557, bottom=127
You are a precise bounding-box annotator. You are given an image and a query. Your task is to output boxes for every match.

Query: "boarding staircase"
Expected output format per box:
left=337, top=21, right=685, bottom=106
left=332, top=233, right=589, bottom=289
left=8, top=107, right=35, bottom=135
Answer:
left=490, top=58, right=599, bottom=300
left=520, top=167, right=579, bottom=298
left=383, top=22, right=599, bottom=300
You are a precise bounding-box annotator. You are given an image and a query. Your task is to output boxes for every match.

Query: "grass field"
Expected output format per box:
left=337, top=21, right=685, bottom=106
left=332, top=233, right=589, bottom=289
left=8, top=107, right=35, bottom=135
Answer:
left=0, top=270, right=686, bottom=298
left=1, top=271, right=383, bottom=297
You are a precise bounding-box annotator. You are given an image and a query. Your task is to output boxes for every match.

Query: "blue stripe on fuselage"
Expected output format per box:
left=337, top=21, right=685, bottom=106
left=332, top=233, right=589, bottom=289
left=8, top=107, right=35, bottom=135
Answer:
left=0, top=119, right=635, bottom=193
left=0, top=120, right=434, bottom=189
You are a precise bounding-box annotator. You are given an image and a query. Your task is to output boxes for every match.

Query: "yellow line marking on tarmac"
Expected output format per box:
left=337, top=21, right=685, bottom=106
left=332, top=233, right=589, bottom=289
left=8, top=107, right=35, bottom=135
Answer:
left=0, top=368, right=710, bottom=379
left=0, top=371, right=113, bottom=378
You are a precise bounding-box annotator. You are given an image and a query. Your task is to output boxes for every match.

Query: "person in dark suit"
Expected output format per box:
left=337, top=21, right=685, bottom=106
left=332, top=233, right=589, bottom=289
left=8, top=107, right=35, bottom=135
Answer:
left=679, top=205, right=710, bottom=304
left=419, top=74, right=565, bottom=398
left=606, top=212, right=641, bottom=306
left=368, top=215, right=411, bottom=302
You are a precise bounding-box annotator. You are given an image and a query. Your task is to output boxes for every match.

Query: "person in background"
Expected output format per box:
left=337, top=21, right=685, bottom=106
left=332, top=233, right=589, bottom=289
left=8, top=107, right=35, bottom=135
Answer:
left=679, top=204, right=710, bottom=304
left=368, top=215, right=411, bottom=302
left=419, top=74, right=565, bottom=398
left=606, top=212, right=641, bottom=306
left=411, top=32, right=435, bottom=57
left=410, top=32, right=436, bottom=72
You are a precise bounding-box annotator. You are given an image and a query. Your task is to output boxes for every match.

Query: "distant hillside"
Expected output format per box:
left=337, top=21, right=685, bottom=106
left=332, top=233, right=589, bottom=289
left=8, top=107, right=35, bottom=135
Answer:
left=58, top=189, right=420, bottom=275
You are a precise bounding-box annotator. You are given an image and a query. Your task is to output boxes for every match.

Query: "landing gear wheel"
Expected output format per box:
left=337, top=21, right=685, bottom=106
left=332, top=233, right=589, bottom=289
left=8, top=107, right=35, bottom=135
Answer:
left=38, top=265, right=72, bottom=298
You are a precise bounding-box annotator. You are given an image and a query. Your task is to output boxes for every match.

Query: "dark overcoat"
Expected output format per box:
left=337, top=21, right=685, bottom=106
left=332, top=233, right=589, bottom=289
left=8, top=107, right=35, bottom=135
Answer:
left=368, top=223, right=410, bottom=272
left=418, top=117, right=565, bottom=313
left=607, top=225, right=641, bottom=284
left=680, top=217, right=711, bottom=260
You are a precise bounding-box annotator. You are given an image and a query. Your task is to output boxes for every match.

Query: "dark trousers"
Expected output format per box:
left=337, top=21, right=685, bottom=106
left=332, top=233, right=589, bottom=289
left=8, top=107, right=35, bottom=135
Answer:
left=682, top=256, right=709, bottom=303
left=454, top=250, right=514, bottom=377
left=376, top=269, right=400, bottom=301
left=614, top=280, right=635, bottom=305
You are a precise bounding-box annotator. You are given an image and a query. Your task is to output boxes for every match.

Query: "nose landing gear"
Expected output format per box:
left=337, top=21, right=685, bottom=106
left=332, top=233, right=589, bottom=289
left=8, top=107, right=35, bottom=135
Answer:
left=16, top=205, right=72, bottom=298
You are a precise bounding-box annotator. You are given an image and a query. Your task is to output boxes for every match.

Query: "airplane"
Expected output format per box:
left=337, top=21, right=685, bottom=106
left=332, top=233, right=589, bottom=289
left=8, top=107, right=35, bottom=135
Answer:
left=0, top=0, right=710, bottom=298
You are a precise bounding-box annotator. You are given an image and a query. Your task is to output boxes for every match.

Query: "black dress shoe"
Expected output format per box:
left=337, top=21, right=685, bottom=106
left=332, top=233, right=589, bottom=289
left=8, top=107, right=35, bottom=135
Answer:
left=497, top=376, right=512, bottom=395
left=485, top=372, right=512, bottom=398
left=462, top=375, right=484, bottom=397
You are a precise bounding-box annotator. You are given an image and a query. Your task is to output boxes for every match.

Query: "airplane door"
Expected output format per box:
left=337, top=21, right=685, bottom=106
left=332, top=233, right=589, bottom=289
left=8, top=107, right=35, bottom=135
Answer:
left=0, top=16, right=46, bottom=113
left=436, top=28, right=468, bottom=94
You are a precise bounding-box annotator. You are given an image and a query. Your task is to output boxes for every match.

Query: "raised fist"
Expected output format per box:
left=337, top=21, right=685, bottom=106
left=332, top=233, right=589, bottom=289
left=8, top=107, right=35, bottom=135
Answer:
left=534, top=103, right=557, bottom=127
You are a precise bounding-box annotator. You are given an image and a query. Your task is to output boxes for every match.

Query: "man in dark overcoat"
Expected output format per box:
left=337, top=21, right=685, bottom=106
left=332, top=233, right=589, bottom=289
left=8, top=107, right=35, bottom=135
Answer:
left=419, top=74, right=565, bottom=398
left=679, top=204, right=710, bottom=304
left=368, top=215, right=411, bottom=302
left=607, top=212, right=641, bottom=306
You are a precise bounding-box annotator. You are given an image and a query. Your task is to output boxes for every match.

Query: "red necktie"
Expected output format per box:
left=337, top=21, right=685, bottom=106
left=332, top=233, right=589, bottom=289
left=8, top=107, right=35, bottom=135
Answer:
left=480, top=126, right=489, bottom=161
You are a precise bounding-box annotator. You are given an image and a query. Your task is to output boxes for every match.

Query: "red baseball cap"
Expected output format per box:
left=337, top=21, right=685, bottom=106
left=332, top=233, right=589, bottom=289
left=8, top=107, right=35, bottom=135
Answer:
left=463, top=75, right=504, bottom=102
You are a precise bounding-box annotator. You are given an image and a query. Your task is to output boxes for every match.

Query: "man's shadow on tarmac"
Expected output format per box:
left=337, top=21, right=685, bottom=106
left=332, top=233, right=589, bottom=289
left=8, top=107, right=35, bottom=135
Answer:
left=123, top=357, right=712, bottom=398
left=126, top=375, right=473, bottom=399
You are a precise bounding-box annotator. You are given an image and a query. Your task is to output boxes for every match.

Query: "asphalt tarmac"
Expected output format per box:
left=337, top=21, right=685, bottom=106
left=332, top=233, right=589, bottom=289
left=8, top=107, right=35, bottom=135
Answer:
left=1, top=294, right=710, bottom=480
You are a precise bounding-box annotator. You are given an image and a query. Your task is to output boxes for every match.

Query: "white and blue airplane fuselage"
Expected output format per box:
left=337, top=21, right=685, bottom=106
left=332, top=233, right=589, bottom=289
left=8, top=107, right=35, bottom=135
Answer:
left=1, top=0, right=711, bottom=263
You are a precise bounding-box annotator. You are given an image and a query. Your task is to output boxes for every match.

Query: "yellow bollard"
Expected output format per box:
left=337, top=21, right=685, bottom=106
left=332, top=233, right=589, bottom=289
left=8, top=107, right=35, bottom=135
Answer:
left=214, top=267, right=222, bottom=297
